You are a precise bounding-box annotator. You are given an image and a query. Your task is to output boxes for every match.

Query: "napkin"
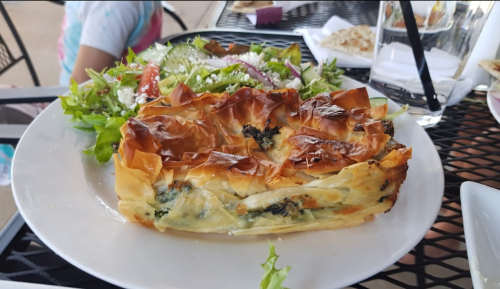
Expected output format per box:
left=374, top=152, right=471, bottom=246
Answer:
left=246, top=1, right=318, bottom=25
left=301, top=16, right=376, bottom=68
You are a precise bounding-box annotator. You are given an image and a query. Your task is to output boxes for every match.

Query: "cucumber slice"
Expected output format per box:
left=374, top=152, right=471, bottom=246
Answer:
left=164, top=44, right=210, bottom=73
left=138, top=44, right=171, bottom=65
left=369, top=97, right=388, bottom=107
left=300, top=65, right=321, bottom=85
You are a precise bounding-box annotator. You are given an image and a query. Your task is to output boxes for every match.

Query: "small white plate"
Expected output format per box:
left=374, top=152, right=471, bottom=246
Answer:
left=301, top=16, right=375, bottom=68
left=487, top=80, right=500, bottom=124
left=461, top=182, right=500, bottom=289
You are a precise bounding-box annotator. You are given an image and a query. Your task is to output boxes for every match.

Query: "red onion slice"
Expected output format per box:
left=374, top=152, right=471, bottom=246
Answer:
left=284, top=59, right=301, bottom=79
left=223, top=56, right=277, bottom=89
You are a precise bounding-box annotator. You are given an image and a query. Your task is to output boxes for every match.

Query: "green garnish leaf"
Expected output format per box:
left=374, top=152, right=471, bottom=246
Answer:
left=260, top=240, right=291, bottom=289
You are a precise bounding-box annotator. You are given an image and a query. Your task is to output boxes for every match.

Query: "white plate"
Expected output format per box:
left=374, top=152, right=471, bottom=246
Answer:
left=11, top=77, right=444, bottom=289
left=487, top=80, right=500, bottom=124
left=461, top=182, right=500, bottom=289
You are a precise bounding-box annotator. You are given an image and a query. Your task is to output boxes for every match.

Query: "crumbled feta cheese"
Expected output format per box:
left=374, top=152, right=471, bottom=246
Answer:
left=236, top=52, right=264, bottom=69
left=120, top=110, right=127, bottom=116
left=137, top=93, right=148, bottom=104
left=285, top=77, right=303, bottom=90
left=211, top=74, right=217, bottom=80
left=178, top=65, right=186, bottom=73
left=129, top=63, right=138, bottom=69
left=141, top=84, right=149, bottom=92
left=155, top=42, right=166, bottom=50
left=205, top=78, right=213, bottom=85
left=270, top=72, right=282, bottom=88
left=270, top=58, right=278, bottom=63
left=197, top=75, right=202, bottom=82
left=155, top=75, right=160, bottom=82
left=117, top=87, right=135, bottom=107
left=244, top=74, right=250, bottom=81
left=188, top=56, right=197, bottom=64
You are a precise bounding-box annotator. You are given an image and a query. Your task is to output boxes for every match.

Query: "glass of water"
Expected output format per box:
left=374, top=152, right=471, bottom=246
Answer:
left=369, top=1, right=494, bottom=127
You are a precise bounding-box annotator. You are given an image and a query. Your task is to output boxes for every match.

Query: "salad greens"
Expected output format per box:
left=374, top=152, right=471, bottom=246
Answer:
left=59, top=69, right=140, bottom=164
left=260, top=240, right=291, bottom=289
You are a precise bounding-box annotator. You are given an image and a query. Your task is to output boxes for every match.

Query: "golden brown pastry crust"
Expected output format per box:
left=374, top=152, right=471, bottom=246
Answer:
left=114, top=84, right=412, bottom=235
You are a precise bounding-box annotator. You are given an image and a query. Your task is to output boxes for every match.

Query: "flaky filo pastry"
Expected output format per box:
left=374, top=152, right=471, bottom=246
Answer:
left=114, top=83, right=412, bottom=235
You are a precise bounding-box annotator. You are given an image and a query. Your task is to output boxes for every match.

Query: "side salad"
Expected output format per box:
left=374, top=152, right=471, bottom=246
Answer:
left=59, top=36, right=404, bottom=164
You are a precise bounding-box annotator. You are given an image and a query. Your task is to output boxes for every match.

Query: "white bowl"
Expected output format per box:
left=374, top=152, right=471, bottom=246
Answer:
left=461, top=182, right=500, bottom=289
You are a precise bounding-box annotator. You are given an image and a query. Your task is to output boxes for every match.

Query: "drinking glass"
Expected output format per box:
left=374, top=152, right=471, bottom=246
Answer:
left=369, top=1, right=494, bottom=127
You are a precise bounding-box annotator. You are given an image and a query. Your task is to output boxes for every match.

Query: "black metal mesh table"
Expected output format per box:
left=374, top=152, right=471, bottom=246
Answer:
left=211, top=1, right=380, bottom=31
left=1, top=30, right=499, bottom=289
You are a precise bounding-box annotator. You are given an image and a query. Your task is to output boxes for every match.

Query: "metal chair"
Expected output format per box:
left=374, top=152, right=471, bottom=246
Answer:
left=0, top=1, right=40, bottom=86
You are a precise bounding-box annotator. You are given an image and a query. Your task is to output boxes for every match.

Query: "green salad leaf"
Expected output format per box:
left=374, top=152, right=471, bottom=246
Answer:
left=250, top=42, right=266, bottom=54
left=264, top=62, right=291, bottom=79
left=322, top=58, right=344, bottom=87
left=280, top=44, right=301, bottom=67
left=58, top=68, right=139, bottom=164
left=192, top=36, right=209, bottom=50
left=83, top=116, right=127, bottom=164
left=260, top=240, right=291, bottom=289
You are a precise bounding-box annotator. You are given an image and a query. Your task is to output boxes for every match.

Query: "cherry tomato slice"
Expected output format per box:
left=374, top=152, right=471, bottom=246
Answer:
left=137, top=61, right=160, bottom=98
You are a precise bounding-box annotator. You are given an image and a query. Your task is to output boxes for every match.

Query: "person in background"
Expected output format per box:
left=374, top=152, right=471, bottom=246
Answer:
left=58, top=1, right=163, bottom=85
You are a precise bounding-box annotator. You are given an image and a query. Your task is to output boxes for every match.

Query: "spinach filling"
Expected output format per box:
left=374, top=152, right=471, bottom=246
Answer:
left=154, top=181, right=191, bottom=219
left=155, top=180, right=191, bottom=203
left=242, top=119, right=281, bottom=151
left=155, top=210, right=170, bottom=219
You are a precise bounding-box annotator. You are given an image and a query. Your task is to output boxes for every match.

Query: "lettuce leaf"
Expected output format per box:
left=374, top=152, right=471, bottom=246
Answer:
left=58, top=68, right=139, bottom=164
left=322, top=58, right=343, bottom=87
left=250, top=42, right=266, bottom=54
left=263, top=62, right=291, bottom=79
left=260, top=240, right=291, bottom=289
left=83, top=116, right=127, bottom=165
left=280, top=44, right=301, bottom=67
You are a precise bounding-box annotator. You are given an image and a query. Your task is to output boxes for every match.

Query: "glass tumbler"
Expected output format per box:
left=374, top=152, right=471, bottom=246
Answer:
left=369, top=1, right=494, bottom=127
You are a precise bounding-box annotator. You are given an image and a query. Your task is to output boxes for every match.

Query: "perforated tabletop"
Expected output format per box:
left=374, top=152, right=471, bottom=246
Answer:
left=212, top=1, right=380, bottom=31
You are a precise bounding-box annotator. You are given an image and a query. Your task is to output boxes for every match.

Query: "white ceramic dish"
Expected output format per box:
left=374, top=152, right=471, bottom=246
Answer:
left=487, top=80, right=500, bottom=124
left=11, top=76, right=444, bottom=289
left=301, top=16, right=375, bottom=68
left=461, top=182, right=500, bottom=289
